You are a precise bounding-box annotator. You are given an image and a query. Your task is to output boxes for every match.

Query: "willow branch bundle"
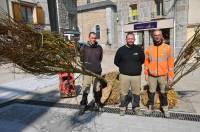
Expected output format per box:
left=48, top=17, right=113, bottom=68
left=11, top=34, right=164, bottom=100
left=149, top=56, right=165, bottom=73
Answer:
left=0, top=8, right=106, bottom=83
left=173, top=26, right=200, bottom=86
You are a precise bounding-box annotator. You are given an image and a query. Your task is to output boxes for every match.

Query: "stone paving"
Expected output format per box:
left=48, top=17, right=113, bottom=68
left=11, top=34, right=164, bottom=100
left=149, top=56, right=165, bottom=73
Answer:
left=0, top=103, right=200, bottom=132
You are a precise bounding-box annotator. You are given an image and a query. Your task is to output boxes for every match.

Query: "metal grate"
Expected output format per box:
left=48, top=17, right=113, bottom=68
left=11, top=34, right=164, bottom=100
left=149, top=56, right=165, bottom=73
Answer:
left=1, top=99, right=200, bottom=122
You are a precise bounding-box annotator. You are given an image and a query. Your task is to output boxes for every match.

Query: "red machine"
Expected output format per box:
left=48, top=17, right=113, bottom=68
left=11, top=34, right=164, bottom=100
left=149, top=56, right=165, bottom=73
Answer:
left=59, top=72, right=76, bottom=97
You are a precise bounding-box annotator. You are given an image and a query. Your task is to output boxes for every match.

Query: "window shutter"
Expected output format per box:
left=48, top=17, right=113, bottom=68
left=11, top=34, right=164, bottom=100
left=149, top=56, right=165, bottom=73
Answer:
left=12, top=2, right=21, bottom=22
left=36, top=6, right=44, bottom=24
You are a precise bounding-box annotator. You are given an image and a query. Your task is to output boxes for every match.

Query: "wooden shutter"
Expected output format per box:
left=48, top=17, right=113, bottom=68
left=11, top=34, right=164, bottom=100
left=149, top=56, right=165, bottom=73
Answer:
left=12, top=2, right=21, bottom=22
left=36, top=6, right=44, bottom=24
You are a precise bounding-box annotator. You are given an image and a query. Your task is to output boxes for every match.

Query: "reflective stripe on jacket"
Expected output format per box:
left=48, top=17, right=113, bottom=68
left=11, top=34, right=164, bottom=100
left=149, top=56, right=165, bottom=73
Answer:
left=144, top=43, right=174, bottom=79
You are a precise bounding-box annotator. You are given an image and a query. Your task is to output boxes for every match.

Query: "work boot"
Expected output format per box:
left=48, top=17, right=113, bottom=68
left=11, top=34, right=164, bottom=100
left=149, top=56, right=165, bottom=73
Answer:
left=79, top=105, right=87, bottom=115
left=79, top=92, right=88, bottom=115
left=145, top=105, right=153, bottom=115
left=80, top=92, right=88, bottom=105
left=162, top=106, right=170, bottom=118
left=119, top=95, right=129, bottom=116
left=132, top=94, right=140, bottom=109
left=94, top=91, right=103, bottom=105
left=133, top=107, right=143, bottom=116
left=93, top=102, right=102, bottom=112
left=93, top=91, right=103, bottom=111
left=119, top=107, right=126, bottom=116
left=132, top=94, right=142, bottom=115
left=127, top=90, right=133, bottom=104
left=148, top=92, right=155, bottom=107
left=119, top=95, right=129, bottom=108
left=80, top=92, right=88, bottom=106
left=145, top=92, right=155, bottom=115
left=160, top=93, right=168, bottom=106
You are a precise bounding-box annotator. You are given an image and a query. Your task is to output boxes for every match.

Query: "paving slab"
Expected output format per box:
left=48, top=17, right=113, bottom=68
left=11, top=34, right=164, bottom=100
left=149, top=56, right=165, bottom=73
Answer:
left=0, top=103, right=200, bottom=132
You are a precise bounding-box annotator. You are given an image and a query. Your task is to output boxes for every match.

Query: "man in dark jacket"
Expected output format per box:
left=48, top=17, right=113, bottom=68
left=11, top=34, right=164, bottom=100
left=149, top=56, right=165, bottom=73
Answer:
left=79, top=32, right=103, bottom=114
left=114, top=33, right=145, bottom=116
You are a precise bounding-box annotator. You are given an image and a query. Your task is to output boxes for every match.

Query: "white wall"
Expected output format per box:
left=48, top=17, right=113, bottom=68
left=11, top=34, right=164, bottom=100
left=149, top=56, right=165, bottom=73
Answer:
left=0, top=0, right=8, bottom=12
left=0, top=0, right=8, bottom=16
left=188, top=0, right=200, bottom=24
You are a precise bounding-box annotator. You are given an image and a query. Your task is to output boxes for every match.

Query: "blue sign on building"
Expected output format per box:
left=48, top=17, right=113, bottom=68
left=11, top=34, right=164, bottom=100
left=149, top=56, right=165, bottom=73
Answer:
left=134, top=22, right=157, bottom=30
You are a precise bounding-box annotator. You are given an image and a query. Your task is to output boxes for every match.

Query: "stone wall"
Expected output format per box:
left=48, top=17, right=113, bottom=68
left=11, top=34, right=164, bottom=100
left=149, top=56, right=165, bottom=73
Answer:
left=78, top=8, right=108, bottom=45
left=57, top=0, right=77, bottom=31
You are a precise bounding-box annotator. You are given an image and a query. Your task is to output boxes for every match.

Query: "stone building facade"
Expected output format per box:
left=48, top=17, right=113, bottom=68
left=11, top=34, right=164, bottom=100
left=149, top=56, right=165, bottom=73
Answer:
left=0, top=0, right=79, bottom=40
left=47, top=0, right=79, bottom=40
left=77, top=0, right=117, bottom=48
left=119, top=0, right=200, bottom=57
left=56, top=0, right=78, bottom=35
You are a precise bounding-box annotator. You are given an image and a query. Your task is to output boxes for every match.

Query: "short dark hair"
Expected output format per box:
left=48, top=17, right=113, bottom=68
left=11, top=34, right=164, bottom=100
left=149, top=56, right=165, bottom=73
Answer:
left=126, top=32, right=134, bottom=39
left=89, top=32, right=96, bottom=37
left=152, top=29, right=163, bottom=36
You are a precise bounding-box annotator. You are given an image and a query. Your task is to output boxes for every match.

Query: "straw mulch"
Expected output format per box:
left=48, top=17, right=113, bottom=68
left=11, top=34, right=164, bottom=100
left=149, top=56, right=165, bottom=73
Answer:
left=100, top=71, right=120, bottom=105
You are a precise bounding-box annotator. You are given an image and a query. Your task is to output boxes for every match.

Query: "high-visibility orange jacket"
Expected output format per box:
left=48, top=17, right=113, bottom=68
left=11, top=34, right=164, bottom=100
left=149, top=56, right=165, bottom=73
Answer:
left=144, top=43, right=174, bottom=79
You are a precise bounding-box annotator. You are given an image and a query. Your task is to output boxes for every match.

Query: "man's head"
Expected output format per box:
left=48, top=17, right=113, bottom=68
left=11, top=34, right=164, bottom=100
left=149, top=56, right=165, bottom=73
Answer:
left=152, top=29, right=163, bottom=45
left=126, top=32, right=135, bottom=45
left=88, top=32, right=97, bottom=45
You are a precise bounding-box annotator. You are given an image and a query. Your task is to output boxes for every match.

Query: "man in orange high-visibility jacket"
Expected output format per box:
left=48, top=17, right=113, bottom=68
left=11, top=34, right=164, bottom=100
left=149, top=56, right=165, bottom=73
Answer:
left=144, top=29, right=174, bottom=117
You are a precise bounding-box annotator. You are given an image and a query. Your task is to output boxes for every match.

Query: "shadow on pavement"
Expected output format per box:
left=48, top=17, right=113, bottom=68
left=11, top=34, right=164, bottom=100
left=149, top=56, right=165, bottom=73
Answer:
left=0, top=84, right=100, bottom=132
left=177, top=90, right=200, bottom=98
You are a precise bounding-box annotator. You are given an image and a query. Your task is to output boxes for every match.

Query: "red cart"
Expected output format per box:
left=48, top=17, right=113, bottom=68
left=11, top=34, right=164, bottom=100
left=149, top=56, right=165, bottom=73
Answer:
left=59, top=72, right=76, bottom=98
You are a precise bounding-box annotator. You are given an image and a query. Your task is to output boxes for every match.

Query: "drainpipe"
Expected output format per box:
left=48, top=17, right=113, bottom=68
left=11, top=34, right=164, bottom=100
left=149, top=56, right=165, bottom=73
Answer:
left=6, top=0, right=10, bottom=16
left=121, top=12, right=124, bottom=46
left=173, top=17, right=176, bottom=58
left=173, top=0, right=176, bottom=58
left=56, top=0, right=60, bottom=33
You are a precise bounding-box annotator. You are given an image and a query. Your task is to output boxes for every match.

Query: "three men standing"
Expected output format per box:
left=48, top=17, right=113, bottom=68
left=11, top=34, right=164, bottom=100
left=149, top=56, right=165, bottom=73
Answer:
left=114, top=33, right=145, bottom=115
left=144, top=30, right=174, bottom=117
left=79, top=30, right=174, bottom=117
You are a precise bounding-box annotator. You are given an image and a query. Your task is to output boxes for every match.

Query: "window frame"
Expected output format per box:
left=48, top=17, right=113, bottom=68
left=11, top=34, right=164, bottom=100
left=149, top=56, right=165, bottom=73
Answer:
left=12, top=1, right=34, bottom=23
left=130, top=4, right=137, bottom=17
left=20, top=4, right=33, bottom=23
left=95, top=25, right=100, bottom=39
left=155, top=0, right=164, bottom=16
left=87, top=0, right=91, bottom=4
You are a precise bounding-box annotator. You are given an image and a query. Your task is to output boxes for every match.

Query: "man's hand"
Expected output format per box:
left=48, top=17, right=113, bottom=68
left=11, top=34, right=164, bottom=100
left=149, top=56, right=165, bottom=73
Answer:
left=145, top=75, right=148, bottom=81
left=168, top=78, right=173, bottom=86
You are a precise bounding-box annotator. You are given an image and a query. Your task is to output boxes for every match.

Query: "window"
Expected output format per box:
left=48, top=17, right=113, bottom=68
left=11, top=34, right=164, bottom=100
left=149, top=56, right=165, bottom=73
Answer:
left=96, top=25, right=100, bottom=39
left=155, top=0, right=164, bottom=16
left=21, top=5, right=33, bottom=23
left=12, top=2, right=44, bottom=24
left=162, top=28, right=170, bottom=45
left=68, top=14, right=77, bottom=30
left=130, top=4, right=137, bottom=17
left=134, top=32, right=144, bottom=46
left=87, top=0, right=90, bottom=4
left=128, top=4, right=138, bottom=22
